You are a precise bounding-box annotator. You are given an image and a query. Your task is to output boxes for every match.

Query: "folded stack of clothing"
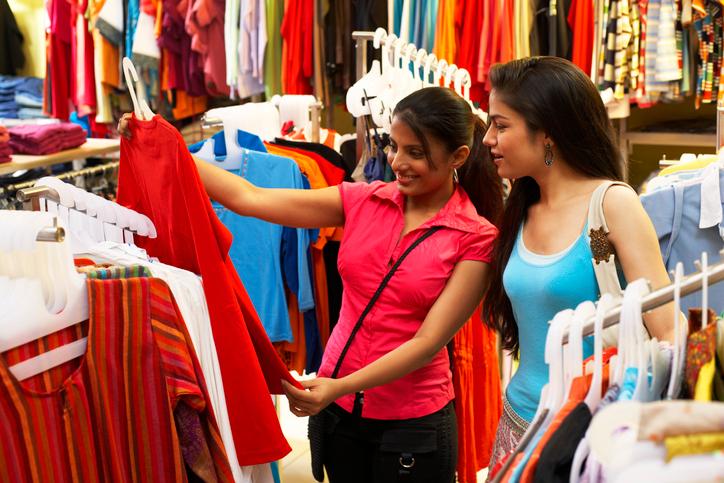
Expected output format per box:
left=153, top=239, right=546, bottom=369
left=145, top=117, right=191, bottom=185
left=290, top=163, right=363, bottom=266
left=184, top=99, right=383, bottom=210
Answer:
left=0, top=125, right=11, bottom=163
left=9, top=122, right=87, bottom=155
left=0, top=76, right=45, bottom=119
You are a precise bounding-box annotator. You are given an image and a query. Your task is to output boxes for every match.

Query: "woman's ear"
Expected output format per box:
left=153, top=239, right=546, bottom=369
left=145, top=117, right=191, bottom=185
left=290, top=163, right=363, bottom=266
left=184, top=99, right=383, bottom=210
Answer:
left=451, top=145, right=471, bottom=169
left=543, top=133, right=555, bottom=149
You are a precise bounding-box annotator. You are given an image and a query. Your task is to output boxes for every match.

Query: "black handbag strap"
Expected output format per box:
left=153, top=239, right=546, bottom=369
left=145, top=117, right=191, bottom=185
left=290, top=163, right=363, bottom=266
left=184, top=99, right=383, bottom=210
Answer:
left=330, top=226, right=443, bottom=379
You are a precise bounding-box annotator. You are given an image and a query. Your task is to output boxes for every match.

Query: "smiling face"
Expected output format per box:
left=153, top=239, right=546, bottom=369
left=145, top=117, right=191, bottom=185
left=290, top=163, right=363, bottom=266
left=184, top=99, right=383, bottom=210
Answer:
left=387, top=115, right=468, bottom=200
left=483, top=90, right=549, bottom=180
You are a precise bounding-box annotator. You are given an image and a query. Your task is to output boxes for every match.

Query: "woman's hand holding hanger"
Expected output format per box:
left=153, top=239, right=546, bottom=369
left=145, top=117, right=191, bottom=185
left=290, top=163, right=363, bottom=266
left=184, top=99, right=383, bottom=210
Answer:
left=117, top=113, right=133, bottom=139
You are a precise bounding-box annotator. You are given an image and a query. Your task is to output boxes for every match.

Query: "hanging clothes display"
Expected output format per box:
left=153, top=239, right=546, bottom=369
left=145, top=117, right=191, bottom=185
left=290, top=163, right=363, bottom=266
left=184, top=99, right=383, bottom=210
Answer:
left=117, top=114, right=301, bottom=465
left=641, top=158, right=724, bottom=314
left=0, top=277, right=235, bottom=483
left=488, top=263, right=724, bottom=483
left=189, top=133, right=316, bottom=343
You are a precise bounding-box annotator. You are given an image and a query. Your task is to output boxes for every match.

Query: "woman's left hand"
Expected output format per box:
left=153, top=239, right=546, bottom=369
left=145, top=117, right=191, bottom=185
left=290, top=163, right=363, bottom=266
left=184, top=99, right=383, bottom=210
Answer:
left=281, top=377, right=345, bottom=417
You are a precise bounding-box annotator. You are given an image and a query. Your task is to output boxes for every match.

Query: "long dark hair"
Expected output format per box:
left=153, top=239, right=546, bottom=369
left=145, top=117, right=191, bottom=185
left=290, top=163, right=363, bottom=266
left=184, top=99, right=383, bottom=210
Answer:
left=483, top=57, right=624, bottom=354
left=392, top=87, right=504, bottom=225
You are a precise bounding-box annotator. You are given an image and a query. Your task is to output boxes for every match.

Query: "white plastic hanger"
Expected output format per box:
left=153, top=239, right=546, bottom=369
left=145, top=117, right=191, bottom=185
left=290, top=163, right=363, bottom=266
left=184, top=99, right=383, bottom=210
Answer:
left=434, top=59, right=449, bottom=87
left=423, top=53, right=438, bottom=87
left=373, top=27, right=387, bottom=50
left=444, top=64, right=458, bottom=89
left=585, top=294, right=617, bottom=409
left=569, top=294, right=619, bottom=483
left=402, top=44, right=418, bottom=93
left=695, top=251, right=709, bottom=328
left=453, top=69, right=466, bottom=97
left=543, top=309, right=573, bottom=416
left=122, top=57, right=155, bottom=121
left=381, top=33, right=398, bottom=81
left=414, top=48, right=427, bottom=88
left=666, top=262, right=685, bottom=399
left=0, top=212, right=89, bottom=381
left=34, top=177, right=157, bottom=248
left=566, top=301, right=594, bottom=397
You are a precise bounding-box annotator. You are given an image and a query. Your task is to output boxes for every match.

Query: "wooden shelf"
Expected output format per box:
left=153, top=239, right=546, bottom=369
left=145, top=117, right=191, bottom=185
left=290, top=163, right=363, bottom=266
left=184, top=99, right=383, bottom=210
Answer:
left=624, top=131, right=717, bottom=148
left=0, top=138, right=121, bottom=176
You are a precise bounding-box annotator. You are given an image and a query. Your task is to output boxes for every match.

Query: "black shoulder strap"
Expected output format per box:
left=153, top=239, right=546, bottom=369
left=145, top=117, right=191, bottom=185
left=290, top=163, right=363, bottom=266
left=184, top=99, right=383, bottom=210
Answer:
left=330, top=225, right=443, bottom=378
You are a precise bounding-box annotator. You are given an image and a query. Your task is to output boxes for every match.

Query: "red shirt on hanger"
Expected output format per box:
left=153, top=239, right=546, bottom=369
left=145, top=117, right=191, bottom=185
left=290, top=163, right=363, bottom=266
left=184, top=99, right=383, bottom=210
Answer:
left=117, top=115, right=301, bottom=466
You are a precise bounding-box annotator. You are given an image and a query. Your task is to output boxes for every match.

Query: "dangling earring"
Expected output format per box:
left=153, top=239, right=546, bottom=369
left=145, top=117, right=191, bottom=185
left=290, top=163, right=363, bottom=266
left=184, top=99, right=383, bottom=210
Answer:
left=544, top=143, right=554, bottom=167
left=453, top=168, right=459, bottom=183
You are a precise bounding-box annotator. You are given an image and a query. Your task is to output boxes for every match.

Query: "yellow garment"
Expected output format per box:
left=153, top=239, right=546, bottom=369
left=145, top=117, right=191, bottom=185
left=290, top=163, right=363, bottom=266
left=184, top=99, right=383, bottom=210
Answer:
left=695, top=358, right=716, bottom=401
left=664, top=432, right=724, bottom=462
left=659, top=155, right=719, bottom=176
left=433, top=0, right=456, bottom=61
left=8, top=0, right=46, bottom=77
left=513, top=0, right=533, bottom=59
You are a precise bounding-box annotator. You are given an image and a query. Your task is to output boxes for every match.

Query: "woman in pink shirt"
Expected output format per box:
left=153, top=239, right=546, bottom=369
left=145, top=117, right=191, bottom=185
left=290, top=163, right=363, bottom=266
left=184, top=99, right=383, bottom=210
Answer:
left=120, top=87, right=503, bottom=482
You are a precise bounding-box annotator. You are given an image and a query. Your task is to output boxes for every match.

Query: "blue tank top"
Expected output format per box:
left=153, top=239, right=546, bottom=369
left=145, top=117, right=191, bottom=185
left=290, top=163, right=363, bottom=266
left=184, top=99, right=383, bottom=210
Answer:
left=503, top=223, right=597, bottom=422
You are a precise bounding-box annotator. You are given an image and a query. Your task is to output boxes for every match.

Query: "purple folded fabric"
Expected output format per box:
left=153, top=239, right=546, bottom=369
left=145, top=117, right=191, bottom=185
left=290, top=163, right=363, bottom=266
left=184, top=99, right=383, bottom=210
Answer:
left=9, top=122, right=87, bottom=155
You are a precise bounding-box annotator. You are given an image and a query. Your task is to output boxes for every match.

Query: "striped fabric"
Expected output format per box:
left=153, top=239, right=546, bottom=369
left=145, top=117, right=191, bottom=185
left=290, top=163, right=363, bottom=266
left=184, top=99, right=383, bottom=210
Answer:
left=82, top=265, right=153, bottom=279
left=655, top=0, right=682, bottom=82
left=613, top=0, right=633, bottom=98
left=0, top=278, right=233, bottom=482
left=633, top=0, right=653, bottom=105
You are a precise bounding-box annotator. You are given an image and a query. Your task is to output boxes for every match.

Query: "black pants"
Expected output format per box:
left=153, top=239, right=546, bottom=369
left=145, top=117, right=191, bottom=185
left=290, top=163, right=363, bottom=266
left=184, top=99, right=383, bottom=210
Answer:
left=322, top=401, right=458, bottom=483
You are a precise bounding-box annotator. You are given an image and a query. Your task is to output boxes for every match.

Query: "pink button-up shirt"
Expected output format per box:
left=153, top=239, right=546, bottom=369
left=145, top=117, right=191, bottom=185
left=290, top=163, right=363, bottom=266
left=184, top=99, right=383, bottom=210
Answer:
left=317, top=181, right=499, bottom=419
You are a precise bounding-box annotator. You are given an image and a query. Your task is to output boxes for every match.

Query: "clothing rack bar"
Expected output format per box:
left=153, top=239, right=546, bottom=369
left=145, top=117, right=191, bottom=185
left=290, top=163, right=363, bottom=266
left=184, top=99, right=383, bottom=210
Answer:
left=6, top=161, right=120, bottom=197
left=35, top=217, right=65, bottom=242
left=562, top=250, right=724, bottom=344
left=16, top=185, right=61, bottom=211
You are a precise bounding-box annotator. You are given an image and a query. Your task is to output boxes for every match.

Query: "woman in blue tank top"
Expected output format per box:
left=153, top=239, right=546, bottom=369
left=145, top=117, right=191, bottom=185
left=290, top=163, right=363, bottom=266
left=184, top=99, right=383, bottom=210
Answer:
left=481, top=57, right=677, bottom=471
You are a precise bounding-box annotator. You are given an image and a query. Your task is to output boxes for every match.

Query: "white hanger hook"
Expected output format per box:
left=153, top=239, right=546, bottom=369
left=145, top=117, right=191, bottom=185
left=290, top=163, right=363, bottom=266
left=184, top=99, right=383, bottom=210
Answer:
left=701, top=252, right=709, bottom=327
left=404, top=44, right=417, bottom=68
left=414, top=48, right=427, bottom=84
left=394, top=39, right=406, bottom=70
left=445, top=64, right=459, bottom=89
left=456, top=68, right=472, bottom=100
left=423, top=53, right=438, bottom=86
left=373, top=27, right=387, bottom=49
left=434, top=59, right=449, bottom=86
left=381, top=33, right=398, bottom=74
left=122, top=57, right=143, bottom=119
left=122, top=56, right=154, bottom=120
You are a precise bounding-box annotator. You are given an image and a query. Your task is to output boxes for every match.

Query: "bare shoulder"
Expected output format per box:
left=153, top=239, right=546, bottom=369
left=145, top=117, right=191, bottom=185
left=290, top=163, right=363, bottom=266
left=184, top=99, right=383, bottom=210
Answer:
left=602, top=183, right=643, bottom=221
left=600, top=183, right=656, bottom=245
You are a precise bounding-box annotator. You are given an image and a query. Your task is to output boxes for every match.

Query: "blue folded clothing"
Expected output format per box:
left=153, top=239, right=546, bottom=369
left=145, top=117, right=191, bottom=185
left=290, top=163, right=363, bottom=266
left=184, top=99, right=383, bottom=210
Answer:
left=0, top=100, right=18, bottom=111
left=18, top=107, right=46, bottom=119
left=0, top=76, right=43, bottom=97
left=15, top=92, right=43, bottom=108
